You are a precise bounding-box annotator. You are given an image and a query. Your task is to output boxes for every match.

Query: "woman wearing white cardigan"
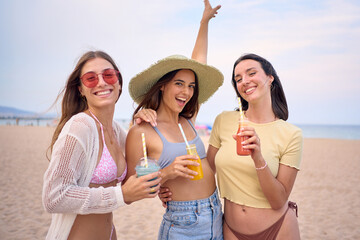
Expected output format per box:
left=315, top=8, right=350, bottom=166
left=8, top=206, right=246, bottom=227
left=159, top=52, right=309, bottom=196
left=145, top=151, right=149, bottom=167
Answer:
left=42, top=50, right=159, bottom=240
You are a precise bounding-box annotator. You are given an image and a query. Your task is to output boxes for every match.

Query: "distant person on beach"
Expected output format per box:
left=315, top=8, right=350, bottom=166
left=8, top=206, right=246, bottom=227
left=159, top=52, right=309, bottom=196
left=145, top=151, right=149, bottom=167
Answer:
left=160, top=1, right=303, bottom=239
left=125, top=2, right=224, bottom=239
left=42, top=50, right=160, bottom=240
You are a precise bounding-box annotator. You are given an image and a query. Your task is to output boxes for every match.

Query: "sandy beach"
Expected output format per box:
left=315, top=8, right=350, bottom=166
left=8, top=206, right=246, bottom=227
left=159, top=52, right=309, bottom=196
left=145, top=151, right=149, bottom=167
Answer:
left=0, top=125, right=359, bottom=239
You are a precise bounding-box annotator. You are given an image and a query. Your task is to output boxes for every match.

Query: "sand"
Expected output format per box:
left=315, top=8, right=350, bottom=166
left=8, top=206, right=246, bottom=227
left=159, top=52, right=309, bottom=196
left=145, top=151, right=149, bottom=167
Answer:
left=0, top=125, right=359, bottom=239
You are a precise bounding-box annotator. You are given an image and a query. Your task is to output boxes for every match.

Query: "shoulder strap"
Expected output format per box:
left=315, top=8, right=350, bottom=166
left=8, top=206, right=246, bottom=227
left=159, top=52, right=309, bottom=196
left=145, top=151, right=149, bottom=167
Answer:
left=187, top=119, right=198, bottom=136
left=152, top=126, right=169, bottom=143
left=89, top=110, right=106, bottom=144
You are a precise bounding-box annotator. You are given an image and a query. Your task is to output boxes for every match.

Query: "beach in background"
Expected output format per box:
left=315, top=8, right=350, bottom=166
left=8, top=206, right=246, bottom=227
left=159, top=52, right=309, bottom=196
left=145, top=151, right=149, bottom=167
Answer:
left=2, top=118, right=360, bottom=140
left=0, top=125, right=359, bottom=239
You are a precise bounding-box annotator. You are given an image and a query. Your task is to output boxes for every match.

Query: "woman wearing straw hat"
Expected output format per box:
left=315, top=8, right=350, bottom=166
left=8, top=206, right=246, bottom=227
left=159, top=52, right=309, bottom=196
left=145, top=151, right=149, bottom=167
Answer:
left=125, top=3, right=223, bottom=239
left=42, top=50, right=161, bottom=240
left=179, top=1, right=302, bottom=240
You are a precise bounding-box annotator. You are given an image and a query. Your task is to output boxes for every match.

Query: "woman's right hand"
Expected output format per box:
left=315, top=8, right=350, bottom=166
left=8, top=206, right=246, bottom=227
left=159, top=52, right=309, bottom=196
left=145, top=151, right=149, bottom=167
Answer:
left=122, top=171, right=161, bottom=204
left=162, top=155, right=199, bottom=181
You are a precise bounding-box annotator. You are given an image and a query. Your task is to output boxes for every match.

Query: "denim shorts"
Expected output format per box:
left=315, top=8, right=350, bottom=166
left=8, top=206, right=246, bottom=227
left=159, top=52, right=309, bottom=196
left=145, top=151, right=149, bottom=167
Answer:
left=158, top=189, right=223, bottom=240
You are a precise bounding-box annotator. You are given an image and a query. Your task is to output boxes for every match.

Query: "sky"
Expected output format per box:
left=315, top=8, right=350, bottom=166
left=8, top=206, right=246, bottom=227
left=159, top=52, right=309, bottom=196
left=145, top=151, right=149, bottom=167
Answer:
left=0, top=0, right=360, bottom=126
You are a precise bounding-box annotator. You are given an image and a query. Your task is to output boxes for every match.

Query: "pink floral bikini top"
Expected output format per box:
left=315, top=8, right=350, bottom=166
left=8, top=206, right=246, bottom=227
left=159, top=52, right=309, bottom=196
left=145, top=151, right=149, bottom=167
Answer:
left=89, top=111, right=127, bottom=184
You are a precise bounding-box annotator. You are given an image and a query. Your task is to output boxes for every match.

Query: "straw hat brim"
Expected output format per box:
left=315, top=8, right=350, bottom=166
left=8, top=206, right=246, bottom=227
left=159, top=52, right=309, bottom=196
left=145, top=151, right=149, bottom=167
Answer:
left=129, top=55, right=224, bottom=104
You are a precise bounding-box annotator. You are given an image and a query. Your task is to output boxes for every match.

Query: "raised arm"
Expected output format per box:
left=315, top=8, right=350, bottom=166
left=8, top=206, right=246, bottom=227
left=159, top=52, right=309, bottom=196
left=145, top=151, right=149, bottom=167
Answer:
left=190, top=0, right=221, bottom=123
left=191, top=0, right=221, bottom=64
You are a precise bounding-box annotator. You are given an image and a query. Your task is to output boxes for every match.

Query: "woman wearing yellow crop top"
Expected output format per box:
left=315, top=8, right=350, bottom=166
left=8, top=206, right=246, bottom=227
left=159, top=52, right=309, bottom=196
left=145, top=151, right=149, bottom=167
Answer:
left=209, top=108, right=302, bottom=239
left=205, top=6, right=302, bottom=240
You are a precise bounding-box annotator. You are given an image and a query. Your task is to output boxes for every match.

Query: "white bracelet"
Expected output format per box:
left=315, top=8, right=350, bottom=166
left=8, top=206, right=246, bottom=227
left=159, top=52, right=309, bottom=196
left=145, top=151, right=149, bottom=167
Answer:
left=255, top=161, right=267, bottom=170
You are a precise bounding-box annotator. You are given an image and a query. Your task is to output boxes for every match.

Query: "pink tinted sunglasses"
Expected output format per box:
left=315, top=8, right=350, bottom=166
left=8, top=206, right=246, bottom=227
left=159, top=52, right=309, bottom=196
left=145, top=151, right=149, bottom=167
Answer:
left=80, top=68, right=120, bottom=88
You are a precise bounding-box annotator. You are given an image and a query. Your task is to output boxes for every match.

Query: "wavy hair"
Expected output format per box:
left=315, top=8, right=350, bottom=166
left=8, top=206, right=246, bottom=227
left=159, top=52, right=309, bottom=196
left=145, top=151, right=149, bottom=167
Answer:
left=48, top=51, right=122, bottom=159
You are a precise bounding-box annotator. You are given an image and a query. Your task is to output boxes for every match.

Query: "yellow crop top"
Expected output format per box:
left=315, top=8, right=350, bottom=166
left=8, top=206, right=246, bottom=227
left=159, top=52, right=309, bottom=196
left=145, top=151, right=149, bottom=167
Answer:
left=209, top=111, right=303, bottom=208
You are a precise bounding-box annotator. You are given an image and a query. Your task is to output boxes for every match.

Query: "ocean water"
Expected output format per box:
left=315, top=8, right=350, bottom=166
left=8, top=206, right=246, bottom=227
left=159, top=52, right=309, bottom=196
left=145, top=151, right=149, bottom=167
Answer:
left=1, top=118, right=359, bottom=140
left=0, top=118, right=55, bottom=127
left=297, top=124, right=360, bottom=140
left=0, top=118, right=131, bottom=130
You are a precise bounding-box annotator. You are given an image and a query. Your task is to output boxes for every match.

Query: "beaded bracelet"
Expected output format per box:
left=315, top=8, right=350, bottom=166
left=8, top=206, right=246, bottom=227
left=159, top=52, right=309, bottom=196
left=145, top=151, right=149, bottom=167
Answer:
left=255, top=161, right=267, bottom=170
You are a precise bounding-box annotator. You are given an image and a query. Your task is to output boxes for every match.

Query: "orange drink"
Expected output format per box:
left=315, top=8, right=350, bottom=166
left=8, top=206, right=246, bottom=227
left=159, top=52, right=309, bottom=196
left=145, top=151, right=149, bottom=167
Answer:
left=186, top=144, right=203, bottom=180
left=236, top=119, right=251, bottom=156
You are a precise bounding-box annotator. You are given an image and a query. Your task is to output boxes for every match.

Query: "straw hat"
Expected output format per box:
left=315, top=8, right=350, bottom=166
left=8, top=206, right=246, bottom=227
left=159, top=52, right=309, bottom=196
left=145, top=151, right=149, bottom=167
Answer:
left=129, top=55, right=224, bottom=104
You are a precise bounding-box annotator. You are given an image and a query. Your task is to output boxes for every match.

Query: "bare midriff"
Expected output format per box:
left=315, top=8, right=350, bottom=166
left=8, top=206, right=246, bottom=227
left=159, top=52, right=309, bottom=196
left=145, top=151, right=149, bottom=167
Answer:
left=224, top=199, right=288, bottom=235
left=68, top=180, right=118, bottom=240
left=163, top=158, right=216, bottom=201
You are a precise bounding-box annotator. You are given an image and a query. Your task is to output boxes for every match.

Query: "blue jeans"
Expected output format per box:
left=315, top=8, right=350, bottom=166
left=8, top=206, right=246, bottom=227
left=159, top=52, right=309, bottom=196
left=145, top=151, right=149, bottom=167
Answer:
left=158, top=189, right=223, bottom=240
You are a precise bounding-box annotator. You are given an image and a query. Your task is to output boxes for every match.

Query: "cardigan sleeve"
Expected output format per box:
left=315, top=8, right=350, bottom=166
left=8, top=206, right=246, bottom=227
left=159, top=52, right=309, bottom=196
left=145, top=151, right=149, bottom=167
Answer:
left=42, top=115, right=125, bottom=215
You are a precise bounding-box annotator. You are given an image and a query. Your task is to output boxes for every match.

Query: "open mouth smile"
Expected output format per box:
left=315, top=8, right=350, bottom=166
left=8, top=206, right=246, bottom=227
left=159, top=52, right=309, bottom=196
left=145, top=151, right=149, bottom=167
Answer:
left=245, top=87, right=256, bottom=95
left=94, top=89, right=112, bottom=96
left=176, top=97, right=187, bottom=106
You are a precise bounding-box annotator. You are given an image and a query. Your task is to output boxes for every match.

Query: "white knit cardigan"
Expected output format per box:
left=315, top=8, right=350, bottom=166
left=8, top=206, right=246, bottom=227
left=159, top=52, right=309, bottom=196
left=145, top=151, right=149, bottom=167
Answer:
left=42, top=112, right=127, bottom=240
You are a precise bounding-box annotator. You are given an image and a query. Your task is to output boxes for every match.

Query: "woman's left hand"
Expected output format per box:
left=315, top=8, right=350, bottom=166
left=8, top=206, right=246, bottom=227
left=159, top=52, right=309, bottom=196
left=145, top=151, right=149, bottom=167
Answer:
left=158, top=186, right=172, bottom=208
left=134, top=109, right=157, bottom=127
left=202, top=0, right=221, bottom=23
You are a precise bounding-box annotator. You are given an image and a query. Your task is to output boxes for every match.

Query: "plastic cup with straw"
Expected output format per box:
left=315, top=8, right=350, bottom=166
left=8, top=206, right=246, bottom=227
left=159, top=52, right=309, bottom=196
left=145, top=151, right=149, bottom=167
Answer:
left=135, top=133, right=160, bottom=182
left=236, top=97, right=251, bottom=155
left=178, top=123, right=203, bottom=180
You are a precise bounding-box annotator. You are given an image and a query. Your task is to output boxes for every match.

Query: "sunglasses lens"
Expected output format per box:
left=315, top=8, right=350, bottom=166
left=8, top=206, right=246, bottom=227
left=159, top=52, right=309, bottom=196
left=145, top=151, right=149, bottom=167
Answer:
left=103, top=69, right=118, bottom=84
left=81, top=72, right=98, bottom=88
left=81, top=69, right=118, bottom=88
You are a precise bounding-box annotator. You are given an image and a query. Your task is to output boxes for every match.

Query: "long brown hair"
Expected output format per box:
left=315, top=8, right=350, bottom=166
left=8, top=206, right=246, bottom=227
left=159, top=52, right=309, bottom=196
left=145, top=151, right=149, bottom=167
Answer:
left=231, top=53, right=288, bottom=120
left=132, top=69, right=199, bottom=121
left=48, top=51, right=122, bottom=159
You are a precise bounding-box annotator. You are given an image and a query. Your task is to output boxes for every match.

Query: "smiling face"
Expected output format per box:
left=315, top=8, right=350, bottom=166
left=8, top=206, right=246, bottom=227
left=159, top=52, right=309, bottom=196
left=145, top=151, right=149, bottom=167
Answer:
left=78, top=57, right=121, bottom=110
left=234, top=59, right=274, bottom=105
left=160, top=69, right=196, bottom=113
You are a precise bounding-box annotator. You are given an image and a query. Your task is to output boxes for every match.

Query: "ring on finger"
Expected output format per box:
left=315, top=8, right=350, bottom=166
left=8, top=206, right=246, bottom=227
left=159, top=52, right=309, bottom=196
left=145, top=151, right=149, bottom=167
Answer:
left=150, top=187, right=156, bottom=193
